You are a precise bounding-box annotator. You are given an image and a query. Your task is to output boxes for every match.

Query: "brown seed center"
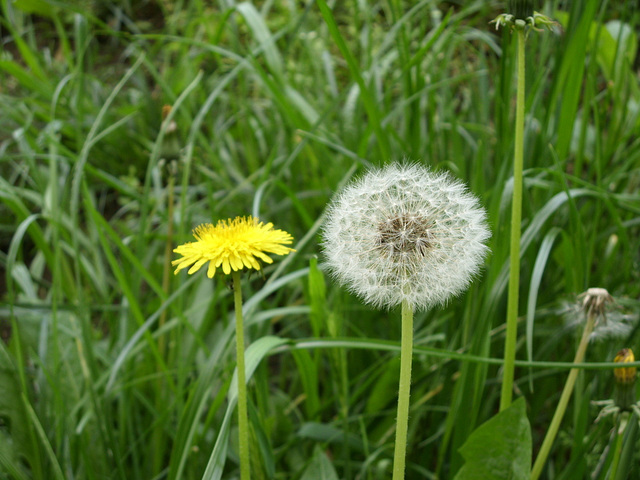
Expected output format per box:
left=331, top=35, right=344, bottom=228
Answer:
left=377, top=214, right=432, bottom=258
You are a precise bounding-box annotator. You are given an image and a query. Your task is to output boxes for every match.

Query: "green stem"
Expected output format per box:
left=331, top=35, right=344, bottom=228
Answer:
left=608, top=416, right=624, bottom=480
left=530, top=311, right=596, bottom=480
left=500, top=26, right=526, bottom=412
left=392, top=299, right=414, bottom=480
left=232, top=270, right=251, bottom=480
left=339, top=347, right=351, bottom=479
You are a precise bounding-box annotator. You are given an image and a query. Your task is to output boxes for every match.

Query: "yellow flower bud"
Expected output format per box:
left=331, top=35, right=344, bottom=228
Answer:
left=614, top=348, right=636, bottom=385
left=613, top=348, right=636, bottom=411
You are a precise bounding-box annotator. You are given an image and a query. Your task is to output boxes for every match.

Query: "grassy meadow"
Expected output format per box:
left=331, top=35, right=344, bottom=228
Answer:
left=1, top=0, right=640, bottom=478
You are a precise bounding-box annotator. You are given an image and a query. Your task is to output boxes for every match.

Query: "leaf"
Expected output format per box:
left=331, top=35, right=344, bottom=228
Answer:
left=614, top=413, right=639, bottom=480
left=297, top=422, right=363, bottom=451
left=0, top=431, right=30, bottom=480
left=291, top=349, right=320, bottom=419
left=201, top=336, right=288, bottom=480
left=300, top=445, right=339, bottom=480
left=308, top=256, right=327, bottom=338
left=365, top=356, right=399, bottom=415
left=12, top=0, right=55, bottom=16
left=526, top=227, right=562, bottom=381
left=236, top=2, right=283, bottom=75
left=0, top=343, right=30, bottom=457
left=454, top=398, right=531, bottom=480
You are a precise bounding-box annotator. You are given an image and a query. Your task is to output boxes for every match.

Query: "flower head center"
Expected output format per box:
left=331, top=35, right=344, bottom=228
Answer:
left=377, top=214, right=432, bottom=258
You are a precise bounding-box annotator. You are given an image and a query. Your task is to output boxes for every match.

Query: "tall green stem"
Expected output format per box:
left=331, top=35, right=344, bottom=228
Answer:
left=232, top=271, right=251, bottom=480
left=530, top=311, right=596, bottom=480
left=392, top=299, right=414, bottom=480
left=500, top=26, right=526, bottom=412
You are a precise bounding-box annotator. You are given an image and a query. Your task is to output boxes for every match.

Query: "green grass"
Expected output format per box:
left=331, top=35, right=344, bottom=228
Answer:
left=1, top=0, right=640, bottom=479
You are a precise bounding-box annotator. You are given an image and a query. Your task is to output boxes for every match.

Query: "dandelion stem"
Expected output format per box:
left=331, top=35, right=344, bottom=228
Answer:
left=530, top=310, right=596, bottom=480
left=393, top=299, right=414, bottom=480
left=232, top=270, right=251, bottom=480
left=500, top=26, right=526, bottom=412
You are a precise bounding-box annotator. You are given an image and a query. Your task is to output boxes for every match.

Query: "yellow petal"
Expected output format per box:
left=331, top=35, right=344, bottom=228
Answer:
left=207, top=261, right=216, bottom=278
left=230, top=255, right=242, bottom=271
left=188, top=258, right=208, bottom=275
left=222, top=258, right=231, bottom=275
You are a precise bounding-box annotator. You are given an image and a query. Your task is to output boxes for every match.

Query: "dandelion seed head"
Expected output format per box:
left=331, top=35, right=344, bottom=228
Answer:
left=322, top=163, right=491, bottom=310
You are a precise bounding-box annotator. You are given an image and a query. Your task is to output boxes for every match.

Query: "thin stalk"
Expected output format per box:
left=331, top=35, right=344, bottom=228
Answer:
left=392, top=299, right=414, bottom=480
left=530, top=311, right=597, bottom=480
left=500, top=26, right=526, bottom=411
left=159, top=162, right=176, bottom=357
left=339, top=346, right=351, bottom=479
left=232, top=270, right=251, bottom=480
left=152, top=162, right=176, bottom=475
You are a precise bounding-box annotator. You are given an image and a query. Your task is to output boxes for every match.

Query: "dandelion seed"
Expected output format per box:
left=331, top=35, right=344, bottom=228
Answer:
left=322, top=163, right=490, bottom=310
left=172, top=216, right=294, bottom=277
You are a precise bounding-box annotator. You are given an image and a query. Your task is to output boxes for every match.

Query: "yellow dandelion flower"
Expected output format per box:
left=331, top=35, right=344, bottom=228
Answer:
left=172, top=216, right=294, bottom=277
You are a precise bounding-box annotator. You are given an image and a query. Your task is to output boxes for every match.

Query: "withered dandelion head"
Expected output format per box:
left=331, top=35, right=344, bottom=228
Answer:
left=322, top=163, right=490, bottom=310
left=562, top=288, right=637, bottom=342
left=172, top=216, right=294, bottom=278
left=578, top=287, right=613, bottom=318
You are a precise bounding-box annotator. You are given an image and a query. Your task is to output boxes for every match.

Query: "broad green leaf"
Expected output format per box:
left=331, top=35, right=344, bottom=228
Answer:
left=297, top=422, right=363, bottom=451
left=454, top=398, right=531, bottom=480
left=365, top=356, right=400, bottom=415
left=12, top=0, right=54, bottom=16
left=300, top=445, right=339, bottom=480
left=292, top=349, right=320, bottom=419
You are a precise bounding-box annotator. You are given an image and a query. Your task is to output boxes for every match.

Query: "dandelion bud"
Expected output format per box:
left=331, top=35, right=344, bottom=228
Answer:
left=613, top=348, right=636, bottom=410
left=322, top=163, right=490, bottom=310
left=614, top=349, right=636, bottom=384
